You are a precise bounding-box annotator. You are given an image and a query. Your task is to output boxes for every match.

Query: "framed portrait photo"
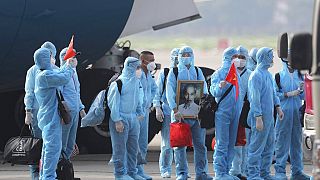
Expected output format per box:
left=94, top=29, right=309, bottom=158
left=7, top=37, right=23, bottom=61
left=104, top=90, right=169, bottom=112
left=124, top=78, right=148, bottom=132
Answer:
left=176, top=80, right=204, bottom=118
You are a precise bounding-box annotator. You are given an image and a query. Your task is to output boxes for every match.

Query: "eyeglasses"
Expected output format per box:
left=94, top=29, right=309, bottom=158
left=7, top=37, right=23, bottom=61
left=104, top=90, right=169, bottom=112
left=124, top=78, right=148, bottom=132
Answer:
left=182, top=52, right=192, bottom=57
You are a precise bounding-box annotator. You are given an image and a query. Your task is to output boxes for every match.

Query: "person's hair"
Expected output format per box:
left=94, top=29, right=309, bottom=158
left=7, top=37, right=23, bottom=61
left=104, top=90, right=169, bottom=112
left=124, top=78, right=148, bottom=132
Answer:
left=183, top=84, right=196, bottom=96
left=140, top=51, right=154, bottom=56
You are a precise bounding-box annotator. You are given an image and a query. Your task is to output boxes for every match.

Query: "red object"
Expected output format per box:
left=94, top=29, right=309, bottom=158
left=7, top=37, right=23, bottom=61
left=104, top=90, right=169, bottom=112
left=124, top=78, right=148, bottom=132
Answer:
left=235, top=124, right=246, bottom=146
left=63, top=35, right=76, bottom=60
left=170, top=122, right=192, bottom=148
left=225, top=63, right=239, bottom=100
left=305, top=74, right=313, bottom=114
left=211, top=137, right=216, bottom=151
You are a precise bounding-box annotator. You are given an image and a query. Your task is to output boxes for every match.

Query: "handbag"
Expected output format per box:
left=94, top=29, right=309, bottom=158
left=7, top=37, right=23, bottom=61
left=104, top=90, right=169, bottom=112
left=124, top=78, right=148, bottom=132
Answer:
left=170, top=122, right=193, bottom=148
left=56, top=151, right=74, bottom=180
left=56, top=90, right=71, bottom=124
left=3, top=125, right=43, bottom=165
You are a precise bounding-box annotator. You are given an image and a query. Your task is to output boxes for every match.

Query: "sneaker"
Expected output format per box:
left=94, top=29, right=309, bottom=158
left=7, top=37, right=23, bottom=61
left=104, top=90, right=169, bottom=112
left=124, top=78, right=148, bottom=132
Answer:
left=161, top=172, right=171, bottom=178
left=235, top=174, right=247, bottom=180
left=115, top=175, right=134, bottom=180
left=177, top=173, right=188, bottom=180
left=290, top=172, right=311, bottom=180
left=195, top=173, right=213, bottom=180
left=138, top=173, right=152, bottom=180
left=129, top=174, right=145, bottom=180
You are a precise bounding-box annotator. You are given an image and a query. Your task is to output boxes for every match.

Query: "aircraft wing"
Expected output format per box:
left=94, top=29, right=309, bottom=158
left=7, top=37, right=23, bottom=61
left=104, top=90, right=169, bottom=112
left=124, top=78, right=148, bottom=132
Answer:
left=119, top=0, right=201, bottom=37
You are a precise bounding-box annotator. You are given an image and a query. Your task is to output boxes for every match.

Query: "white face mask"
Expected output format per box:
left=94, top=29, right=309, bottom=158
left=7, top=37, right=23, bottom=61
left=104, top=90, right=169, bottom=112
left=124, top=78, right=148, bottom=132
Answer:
left=232, top=58, right=241, bottom=68
left=239, top=59, right=246, bottom=68
left=51, top=57, right=56, bottom=65
left=136, top=69, right=142, bottom=78
left=147, top=62, right=156, bottom=71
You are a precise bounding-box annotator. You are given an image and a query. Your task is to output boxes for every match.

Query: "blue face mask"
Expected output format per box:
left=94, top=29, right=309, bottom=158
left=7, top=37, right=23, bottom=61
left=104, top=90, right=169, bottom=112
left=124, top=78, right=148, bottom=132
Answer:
left=181, top=57, right=192, bottom=65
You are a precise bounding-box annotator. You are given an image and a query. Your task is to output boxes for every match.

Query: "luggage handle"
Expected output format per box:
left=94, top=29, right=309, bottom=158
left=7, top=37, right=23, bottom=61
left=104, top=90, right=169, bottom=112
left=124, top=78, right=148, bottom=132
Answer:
left=19, top=124, right=34, bottom=137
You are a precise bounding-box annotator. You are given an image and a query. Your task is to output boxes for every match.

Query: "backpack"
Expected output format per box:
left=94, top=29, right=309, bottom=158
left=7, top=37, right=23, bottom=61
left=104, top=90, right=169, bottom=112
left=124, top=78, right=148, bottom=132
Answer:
left=274, top=72, right=305, bottom=127
left=80, top=78, right=122, bottom=127
left=56, top=151, right=74, bottom=180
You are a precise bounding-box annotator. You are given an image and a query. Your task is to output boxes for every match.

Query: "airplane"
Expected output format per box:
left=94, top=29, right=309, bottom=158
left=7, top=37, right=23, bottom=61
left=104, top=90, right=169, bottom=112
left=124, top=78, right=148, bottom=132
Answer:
left=0, top=0, right=215, bottom=153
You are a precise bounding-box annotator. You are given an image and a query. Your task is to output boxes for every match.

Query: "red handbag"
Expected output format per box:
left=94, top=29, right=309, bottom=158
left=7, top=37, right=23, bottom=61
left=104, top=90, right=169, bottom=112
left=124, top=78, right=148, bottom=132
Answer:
left=170, top=122, right=193, bottom=148
left=235, top=124, right=246, bottom=146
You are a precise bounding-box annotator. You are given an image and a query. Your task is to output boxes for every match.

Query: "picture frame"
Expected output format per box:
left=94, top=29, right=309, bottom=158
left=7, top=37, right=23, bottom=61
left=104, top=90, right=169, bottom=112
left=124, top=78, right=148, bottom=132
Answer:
left=176, top=80, right=204, bottom=118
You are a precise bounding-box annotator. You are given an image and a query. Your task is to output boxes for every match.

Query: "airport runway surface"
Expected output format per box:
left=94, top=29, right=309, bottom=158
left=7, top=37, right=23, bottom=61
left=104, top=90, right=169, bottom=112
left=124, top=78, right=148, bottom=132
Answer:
left=0, top=150, right=314, bottom=180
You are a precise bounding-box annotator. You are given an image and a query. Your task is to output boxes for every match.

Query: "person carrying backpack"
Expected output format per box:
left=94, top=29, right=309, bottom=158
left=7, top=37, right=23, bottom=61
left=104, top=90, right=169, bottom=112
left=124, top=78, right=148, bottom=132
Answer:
left=152, top=48, right=179, bottom=178
left=273, top=54, right=310, bottom=180
left=166, top=46, right=212, bottom=180
left=107, top=57, right=145, bottom=180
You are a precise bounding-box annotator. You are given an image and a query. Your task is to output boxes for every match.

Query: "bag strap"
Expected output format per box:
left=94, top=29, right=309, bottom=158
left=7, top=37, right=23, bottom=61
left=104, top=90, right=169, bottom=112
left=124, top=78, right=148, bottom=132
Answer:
left=195, top=66, right=199, bottom=79
left=216, top=84, right=233, bottom=108
left=275, top=73, right=281, bottom=90
left=161, top=68, right=169, bottom=97
left=115, top=79, right=122, bottom=95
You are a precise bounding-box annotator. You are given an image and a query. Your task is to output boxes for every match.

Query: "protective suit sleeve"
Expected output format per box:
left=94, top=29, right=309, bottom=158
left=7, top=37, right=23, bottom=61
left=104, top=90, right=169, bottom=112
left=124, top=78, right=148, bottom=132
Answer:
left=153, top=70, right=165, bottom=107
left=210, top=70, right=227, bottom=97
left=166, top=69, right=177, bottom=110
left=150, top=77, right=158, bottom=101
left=24, top=67, right=36, bottom=110
left=197, top=68, right=208, bottom=94
left=273, top=78, right=285, bottom=101
left=107, top=81, right=122, bottom=122
left=136, top=83, right=144, bottom=116
left=43, top=65, right=74, bottom=88
left=250, top=75, right=263, bottom=117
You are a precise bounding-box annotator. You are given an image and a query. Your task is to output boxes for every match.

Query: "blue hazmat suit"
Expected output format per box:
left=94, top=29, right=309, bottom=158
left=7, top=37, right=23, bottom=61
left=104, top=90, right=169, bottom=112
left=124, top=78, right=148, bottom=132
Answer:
left=166, top=46, right=212, bottom=180
left=247, top=48, right=258, bottom=72
left=59, top=47, right=85, bottom=159
left=107, top=57, right=144, bottom=179
left=210, top=47, right=242, bottom=179
left=230, top=46, right=252, bottom=178
left=25, top=41, right=57, bottom=180
left=274, top=61, right=308, bottom=179
left=247, top=47, right=280, bottom=180
left=153, top=48, right=179, bottom=177
left=34, top=47, right=74, bottom=180
left=137, top=57, right=158, bottom=178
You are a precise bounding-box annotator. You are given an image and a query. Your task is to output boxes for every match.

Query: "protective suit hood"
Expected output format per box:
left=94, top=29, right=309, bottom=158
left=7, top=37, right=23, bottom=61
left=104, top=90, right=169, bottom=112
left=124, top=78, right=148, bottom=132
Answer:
left=256, top=47, right=273, bottom=69
left=222, top=47, right=238, bottom=69
left=248, top=48, right=258, bottom=71
left=121, top=57, right=141, bottom=78
left=41, top=41, right=56, bottom=58
left=178, top=46, right=194, bottom=69
left=34, top=47, right=52, bottom=70
left=236, top=45, right=249, bottom=68
left=170, top=48, right=180, bottom=68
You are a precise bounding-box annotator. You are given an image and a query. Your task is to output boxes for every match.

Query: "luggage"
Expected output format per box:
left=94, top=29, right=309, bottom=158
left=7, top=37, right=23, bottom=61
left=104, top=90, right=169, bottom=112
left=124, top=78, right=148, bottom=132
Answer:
left=3, top=125, right=42, bottom=165
left=56, top=151, right=74, bottom=180
left=170, top=122, right=193, bottom=148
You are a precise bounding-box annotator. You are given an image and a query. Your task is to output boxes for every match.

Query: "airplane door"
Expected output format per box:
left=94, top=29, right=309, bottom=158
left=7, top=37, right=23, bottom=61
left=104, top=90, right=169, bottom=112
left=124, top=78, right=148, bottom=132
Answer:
left=0, top=0, right=25, bottom=64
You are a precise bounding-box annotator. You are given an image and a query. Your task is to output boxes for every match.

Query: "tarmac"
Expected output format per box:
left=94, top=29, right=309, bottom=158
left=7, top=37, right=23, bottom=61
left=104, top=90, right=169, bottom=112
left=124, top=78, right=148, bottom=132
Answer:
left=0, top=150, right=314, bottom=180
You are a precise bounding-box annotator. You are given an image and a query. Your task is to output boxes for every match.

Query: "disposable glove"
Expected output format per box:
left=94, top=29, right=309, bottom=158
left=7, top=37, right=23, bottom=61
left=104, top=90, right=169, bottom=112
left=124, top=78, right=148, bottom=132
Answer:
left=115, top=121, right=124, bottom=133
left=155, top=107, right=164, bottom=122
left=80, top=109, right=86, bottom=119
left=276, top=107, right=284, bottom=120
left=286, top=90, right=300, bottom=97
left=25, top=111, right=33, bottom=125
left=137, top=115, right=144, bottom=121
left=67, top=58, right=77, bottom=68
left=255, top=116, right=263, bottom=131
left=174, top=111, right=184, bottom=122
left=219, top=80, right=227, bottom=88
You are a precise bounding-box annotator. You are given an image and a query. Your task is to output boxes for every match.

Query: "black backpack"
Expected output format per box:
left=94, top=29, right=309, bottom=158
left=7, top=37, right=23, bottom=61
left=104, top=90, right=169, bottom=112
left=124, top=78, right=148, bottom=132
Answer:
left=56, top=151, right=74, bottom=180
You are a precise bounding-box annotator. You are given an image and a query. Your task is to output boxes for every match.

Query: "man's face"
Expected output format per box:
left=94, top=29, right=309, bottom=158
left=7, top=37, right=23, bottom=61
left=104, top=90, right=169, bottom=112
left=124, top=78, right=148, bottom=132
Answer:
left=141, top=54, right=155, bottom=68
left=185, top=86, right=196, bottom=103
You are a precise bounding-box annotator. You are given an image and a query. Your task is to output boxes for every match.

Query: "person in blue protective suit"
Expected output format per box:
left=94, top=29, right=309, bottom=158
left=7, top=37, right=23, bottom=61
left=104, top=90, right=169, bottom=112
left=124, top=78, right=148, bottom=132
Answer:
left=153, top=48, right=179, bottom=178
left=33, top=47, right=76, bottom=180
left=59, top=47, right=86, bottom=159
left=229, top=46, right=252, bottom=179
left=210, top=47, right=242, bottom=180
left=166, top=46, right=213, bottom=180
left=24, top=41, right=57, bottom=180
left=247, top=47, right=284, bottom=180
left=274, top=57, right=310, bottom=180
left=247, top=48, right=258, bottom=72
left=108, top=57, right=145, bottom=180
left=136, top=51, right=158, bottom=180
